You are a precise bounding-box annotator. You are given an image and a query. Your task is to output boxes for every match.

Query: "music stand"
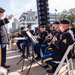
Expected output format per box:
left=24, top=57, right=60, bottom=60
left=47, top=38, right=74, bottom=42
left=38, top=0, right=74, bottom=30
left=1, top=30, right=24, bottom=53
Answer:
left=26, top=30, right=44, bottom=75
left=17, top=30, right=44, bottom=74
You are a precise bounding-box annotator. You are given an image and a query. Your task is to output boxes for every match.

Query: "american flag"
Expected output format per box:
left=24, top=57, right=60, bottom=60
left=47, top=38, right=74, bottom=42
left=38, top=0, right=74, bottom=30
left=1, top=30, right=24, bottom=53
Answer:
left=55, top=9, right=57, bottom=11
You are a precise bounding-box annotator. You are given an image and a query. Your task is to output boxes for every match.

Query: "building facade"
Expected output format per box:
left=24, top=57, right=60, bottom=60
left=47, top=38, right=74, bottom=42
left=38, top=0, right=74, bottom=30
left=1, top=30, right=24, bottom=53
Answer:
left=18, top=9, right=60, bottom=30
left=12, top=18, right=19, bottom=32
left=50, top=13, right=60, bottom=23
left=19, top=9, right=38, bottom=30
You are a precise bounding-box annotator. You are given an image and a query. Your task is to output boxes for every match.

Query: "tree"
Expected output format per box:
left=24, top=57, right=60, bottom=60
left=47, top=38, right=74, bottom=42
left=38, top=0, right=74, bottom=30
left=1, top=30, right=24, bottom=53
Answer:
left=59, top=8, right=75, bottom=26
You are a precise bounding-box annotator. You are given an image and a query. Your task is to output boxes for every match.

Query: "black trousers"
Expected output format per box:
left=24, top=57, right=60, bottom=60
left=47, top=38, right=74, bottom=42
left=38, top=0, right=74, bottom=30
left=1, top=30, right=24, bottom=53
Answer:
left=1, top=43, right=7, bottom=66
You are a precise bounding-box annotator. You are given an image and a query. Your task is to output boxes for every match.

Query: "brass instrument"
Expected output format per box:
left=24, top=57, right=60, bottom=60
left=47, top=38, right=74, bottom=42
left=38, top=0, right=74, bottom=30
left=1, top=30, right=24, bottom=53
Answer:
left=42, top=35, right=51, bottom=45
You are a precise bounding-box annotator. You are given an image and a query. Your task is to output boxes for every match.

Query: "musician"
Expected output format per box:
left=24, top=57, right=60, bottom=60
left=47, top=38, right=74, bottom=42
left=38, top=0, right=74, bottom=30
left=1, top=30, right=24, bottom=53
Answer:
left=42, top=19, right=74, bottom=73
left=48, top=21, right=60, bottom=39
left=22, top=25, right=35, bottom=57
left=48, top=24, right=54, bottom=33
left=34, top=25, right=48, bottom=60
left=44, top=21, right=61, bottom=55
left=16, top=27, right=25, bottom=52
left=0, top=7, right=13, bottom=68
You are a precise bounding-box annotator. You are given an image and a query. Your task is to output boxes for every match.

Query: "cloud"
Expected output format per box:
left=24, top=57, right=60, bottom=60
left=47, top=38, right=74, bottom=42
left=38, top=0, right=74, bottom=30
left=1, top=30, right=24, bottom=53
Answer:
left=8, top=0, right=75, bottom=17
left=10, top=0, right=37, bottom=14
left=49, top=0, right=75, bottom=13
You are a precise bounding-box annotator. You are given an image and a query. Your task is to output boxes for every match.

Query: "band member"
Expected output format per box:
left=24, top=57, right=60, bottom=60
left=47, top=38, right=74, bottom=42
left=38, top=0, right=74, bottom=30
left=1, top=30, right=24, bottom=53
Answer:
left=16, top=27, right=25, bottom=52
left=44, top=21, right=61, bottom=55
left=0, top=7, right=13, bottom=68
left=22, top=25, right=35, bottom=57
left=42, top=19, right=74, bottom=73
left=34, top=25, right=48, bottom=60
left=47, top=21, right=60, bottom=39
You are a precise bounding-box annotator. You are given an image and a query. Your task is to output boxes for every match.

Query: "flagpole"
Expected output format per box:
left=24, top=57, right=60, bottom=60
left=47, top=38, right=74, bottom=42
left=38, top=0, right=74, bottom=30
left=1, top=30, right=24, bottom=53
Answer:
left=55, top=9, right=57, bottom=21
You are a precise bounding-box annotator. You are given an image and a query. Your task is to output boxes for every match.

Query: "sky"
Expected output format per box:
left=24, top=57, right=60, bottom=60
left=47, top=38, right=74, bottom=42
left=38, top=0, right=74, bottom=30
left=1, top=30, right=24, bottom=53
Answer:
left=0, top=0, right=75, bottom=29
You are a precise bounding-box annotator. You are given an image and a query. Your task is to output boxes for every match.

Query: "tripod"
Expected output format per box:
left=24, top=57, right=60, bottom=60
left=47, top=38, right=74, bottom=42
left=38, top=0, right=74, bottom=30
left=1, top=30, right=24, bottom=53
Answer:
left=17, top=44, right=32, bottom=72
left=17, top=54, right=26, bottom=72
left=17, top=43, right=44, bottom=74
left=26, top=43, right=44, bottom=75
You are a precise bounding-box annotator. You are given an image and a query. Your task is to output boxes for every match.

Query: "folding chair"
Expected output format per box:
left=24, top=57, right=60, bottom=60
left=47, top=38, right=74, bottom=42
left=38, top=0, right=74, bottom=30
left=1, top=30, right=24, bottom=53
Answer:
left=53, top=43, right=74, bottom=75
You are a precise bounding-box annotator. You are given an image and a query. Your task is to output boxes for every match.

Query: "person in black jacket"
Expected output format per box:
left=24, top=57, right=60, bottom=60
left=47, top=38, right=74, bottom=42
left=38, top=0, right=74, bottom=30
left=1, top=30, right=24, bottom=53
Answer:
left=0, top=7, right=13, bottom=68
left=44, top=21, right=61, bottom=55
left=34, top=25, right=48, bottom=60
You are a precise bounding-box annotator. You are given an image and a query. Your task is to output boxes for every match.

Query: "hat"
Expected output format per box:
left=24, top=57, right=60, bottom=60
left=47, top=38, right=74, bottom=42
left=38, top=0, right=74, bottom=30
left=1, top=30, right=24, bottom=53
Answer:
left=53, top=21, right=60, bottom=24
left=27, top=25, right=31, bottom=28
left=21, top=27, right=25, bottom=30
left=60, top=19, right=70, bottom=25
left=39, top=25, right=45, bottom=28
left=0, top=7, right=5, bottom=13
left=50, top=24, right=53, bottom=27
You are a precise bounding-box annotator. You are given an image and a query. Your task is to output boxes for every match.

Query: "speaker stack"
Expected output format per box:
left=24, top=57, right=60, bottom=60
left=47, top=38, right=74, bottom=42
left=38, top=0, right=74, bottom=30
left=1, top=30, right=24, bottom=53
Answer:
left=36, top=0, right=50, bottom=28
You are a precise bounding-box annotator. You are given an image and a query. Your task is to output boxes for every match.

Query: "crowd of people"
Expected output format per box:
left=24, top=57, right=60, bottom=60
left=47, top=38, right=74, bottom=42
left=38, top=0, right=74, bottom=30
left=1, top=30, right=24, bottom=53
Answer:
left=0, top=7, right=75, bottom=74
